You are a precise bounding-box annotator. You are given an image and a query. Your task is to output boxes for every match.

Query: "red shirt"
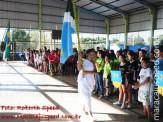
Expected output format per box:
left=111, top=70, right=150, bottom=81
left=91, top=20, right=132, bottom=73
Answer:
left=54, top=55, right=59, bottom=64
left=67, top=55, right=74, bottom=63
left=48, top=55, right=55, bottom=64
left=58, top=54, right=61, bottom=63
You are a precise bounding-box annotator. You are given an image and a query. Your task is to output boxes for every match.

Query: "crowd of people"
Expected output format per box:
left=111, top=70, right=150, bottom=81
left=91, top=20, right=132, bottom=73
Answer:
left=21, top=47, right=78, bottom=76
left=21, top=45, right=163, bottom=122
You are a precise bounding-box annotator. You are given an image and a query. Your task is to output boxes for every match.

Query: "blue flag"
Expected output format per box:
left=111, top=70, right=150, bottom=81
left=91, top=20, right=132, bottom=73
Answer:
left=60, top=0, right=76, bottom=64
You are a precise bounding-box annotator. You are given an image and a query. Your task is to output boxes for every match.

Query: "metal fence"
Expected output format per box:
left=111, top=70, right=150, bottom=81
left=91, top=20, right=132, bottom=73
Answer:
left=0, top=51, right=21, bottom=61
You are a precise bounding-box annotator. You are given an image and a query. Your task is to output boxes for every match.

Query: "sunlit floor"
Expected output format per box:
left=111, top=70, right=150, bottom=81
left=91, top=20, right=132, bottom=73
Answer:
left=0, top=61, right=150, bottom=122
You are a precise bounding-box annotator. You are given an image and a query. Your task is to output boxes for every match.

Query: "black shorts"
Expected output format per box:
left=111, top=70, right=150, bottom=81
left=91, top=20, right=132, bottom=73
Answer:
left=104, top=77, right=111, bottom=88
left=121, top=77, right=126, bottom=85
left=67, top=62, right=73, bottom=67
left=127, top=79, right=136, bottom=85
left=38, top=63, right=42, bottom=67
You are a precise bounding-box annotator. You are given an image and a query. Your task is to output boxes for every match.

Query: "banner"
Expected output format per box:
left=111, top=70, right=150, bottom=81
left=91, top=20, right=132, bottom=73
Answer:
left=111, top=71, right=122, bottom=88
left=156, top=70, right=163, bottom=96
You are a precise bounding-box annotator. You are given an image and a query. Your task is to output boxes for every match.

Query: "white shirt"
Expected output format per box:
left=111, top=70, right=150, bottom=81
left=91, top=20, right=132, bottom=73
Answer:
left=77, top=59, right=95, bottom=92
left=139, top=67, right=152, bottom=91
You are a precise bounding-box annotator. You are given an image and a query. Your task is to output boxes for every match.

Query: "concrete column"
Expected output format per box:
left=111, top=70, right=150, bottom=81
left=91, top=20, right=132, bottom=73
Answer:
left=123, top=15, right=129, bottom=50
left=105, top=20, right=110, bottom=50
left=149, top=8, right=156, bottom=51
left=39, top=0, right=42, bottom=49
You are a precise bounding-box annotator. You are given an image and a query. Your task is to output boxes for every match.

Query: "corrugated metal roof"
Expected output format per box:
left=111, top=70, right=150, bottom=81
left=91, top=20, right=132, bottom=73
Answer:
left=62, top=0, right=163, bottom=19
left=145, top=0, right=163, bottom=4
left=83, top=2, right=101, bottom=10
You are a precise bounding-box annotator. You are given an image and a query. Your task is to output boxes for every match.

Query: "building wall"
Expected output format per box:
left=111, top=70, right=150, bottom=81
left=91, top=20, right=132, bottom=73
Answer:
left=0, top=0, right=106, bottom=34
left=0, top=0, right=163, bottom=34
left=110, top=5, right=163, bottom=34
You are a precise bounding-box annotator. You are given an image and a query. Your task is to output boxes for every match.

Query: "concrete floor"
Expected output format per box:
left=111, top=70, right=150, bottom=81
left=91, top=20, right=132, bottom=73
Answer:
left=0, top=61, right=161, bottom=122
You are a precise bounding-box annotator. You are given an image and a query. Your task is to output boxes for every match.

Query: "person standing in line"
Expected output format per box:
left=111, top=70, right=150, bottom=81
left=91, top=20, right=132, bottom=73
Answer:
left=26, top=48, right=30, bottom=66
left=149, top=50, right=155, bottom=113
left=134, top=57, right=152, bottom=122
left=94, top=50, right=105, bottom=99
left=103, top=54, right=112, bottom=100
left=126, top=50, right=138, bottom=109
left=38, top=50, right=43, bottom=72
left=19, top=48, right=25, bottom=62
left=154, top=45, right=163, bottom=115
left=48, top=51, right=55, bottom=76
left=42, top=47, right=48, bottom=73
left=53, top=51, right=59, bottom=75
left=113, top=54, right=128, bottom=109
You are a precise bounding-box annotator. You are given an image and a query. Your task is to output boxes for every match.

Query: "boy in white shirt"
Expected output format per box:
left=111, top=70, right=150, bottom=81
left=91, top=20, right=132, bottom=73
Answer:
left=134, top=57, right=152, bottom=122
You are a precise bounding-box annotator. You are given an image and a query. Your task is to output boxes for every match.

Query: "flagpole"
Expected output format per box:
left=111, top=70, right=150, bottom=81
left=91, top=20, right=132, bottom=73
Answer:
left=72, top=0, right=84, bottom=77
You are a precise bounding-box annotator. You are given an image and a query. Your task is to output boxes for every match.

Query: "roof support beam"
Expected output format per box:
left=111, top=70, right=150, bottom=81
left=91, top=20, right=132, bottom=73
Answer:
left=89, top=0, right=128, bottom=16
left=134, top=0, right=155, bottom=10
left=55, top=0, right=109, bottom=20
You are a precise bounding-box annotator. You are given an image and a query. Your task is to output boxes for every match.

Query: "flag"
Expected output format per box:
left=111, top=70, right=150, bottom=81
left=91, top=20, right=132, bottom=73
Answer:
left=4, top=20, right=11, bottom=60
left=111, top=71, right=122, bottom=88
left=156, top=70, right=163, bottom=96
left=60, top=0, right=76, bottom=64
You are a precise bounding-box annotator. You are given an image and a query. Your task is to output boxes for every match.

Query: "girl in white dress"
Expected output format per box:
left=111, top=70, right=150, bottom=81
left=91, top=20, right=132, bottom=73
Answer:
left=77, top=49, right=97, bottom=118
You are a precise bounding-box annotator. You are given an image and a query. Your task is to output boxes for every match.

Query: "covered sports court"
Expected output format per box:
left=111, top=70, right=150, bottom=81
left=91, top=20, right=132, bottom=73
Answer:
left=0, top=61, right=147, bottom=122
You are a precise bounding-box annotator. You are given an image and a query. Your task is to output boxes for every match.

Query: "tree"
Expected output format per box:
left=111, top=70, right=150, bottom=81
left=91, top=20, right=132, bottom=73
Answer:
left=148, top=35, right=163, bottom=45
left=155, top=35, right=163, bottom=45
left=134, top=36, right=145, bottom=45
left=110, top=38, right=119, bottom=45
left=30, top=31, right=39, bottom=49
left=111, top=38, right=119, bottom=43
left=12, top=30, right=30, bottom=42
left=117, top=41, right=124, bottom=45
left=127, top=35, right=134, bottom=45
left=12, top=29, right=30, bottom=51
left=160, top=40, right=163, bottom=45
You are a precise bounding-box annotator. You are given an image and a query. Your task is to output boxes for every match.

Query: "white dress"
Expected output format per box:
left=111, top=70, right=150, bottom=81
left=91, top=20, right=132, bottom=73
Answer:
left=77, top=58, right=95, bottom=111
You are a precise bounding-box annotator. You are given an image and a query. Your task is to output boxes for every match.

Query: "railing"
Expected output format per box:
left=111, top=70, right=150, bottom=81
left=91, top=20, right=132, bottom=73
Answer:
left=0, top=52, right=22, bottom=61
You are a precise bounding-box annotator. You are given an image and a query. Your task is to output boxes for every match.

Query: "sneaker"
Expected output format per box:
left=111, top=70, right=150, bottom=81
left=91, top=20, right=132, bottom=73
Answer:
left=93, top=92, right=98, bottom=96
left=113, top=101, right=121, bottom=105
left=121, top=103, right=125, bottom=109
left=127, top=104, right=132, bottom=109
left=50, top=74, right=54, bottom=77
left=98, top=95, right=103, bottom=99
left=104, top=96, right=109, bottom=100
